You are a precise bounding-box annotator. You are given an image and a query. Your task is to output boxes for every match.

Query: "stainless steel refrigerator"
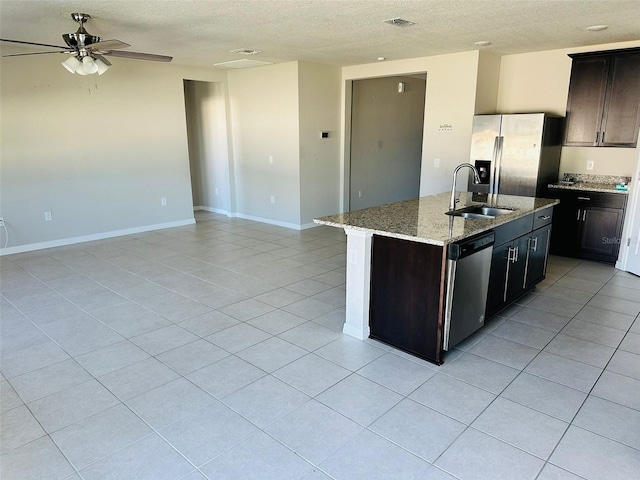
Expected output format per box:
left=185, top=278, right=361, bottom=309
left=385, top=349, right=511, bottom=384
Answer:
left=467, top=113, right=563, bottom=197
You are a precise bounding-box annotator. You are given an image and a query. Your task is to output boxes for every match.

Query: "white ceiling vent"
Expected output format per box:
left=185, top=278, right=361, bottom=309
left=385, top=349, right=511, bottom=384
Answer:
left=230, top=48, right=261, bottom=55
left=383, top=18, right=416, bottom=27
left=214, top=59, right=273, bottom=69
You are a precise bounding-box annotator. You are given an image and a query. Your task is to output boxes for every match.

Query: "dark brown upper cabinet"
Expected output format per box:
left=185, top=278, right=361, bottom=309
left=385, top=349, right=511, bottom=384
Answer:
left=564, top=48, right=640, bottom=148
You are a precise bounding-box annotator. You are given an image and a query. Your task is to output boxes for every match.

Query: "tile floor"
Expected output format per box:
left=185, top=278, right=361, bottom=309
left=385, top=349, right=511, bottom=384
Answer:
left=1, top=211, right=640, bottom=479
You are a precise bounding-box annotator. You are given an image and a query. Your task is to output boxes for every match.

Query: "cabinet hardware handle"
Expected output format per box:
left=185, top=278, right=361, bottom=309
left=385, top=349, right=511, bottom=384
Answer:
left=578, top=197, right=591, bottom=201
left=576, top=209, right=581, bottom=221
left=507, top=247, right=517, bottom=263
left=531, top=237, right=538, bottom=252
left=514, top=246, right=519, bottom=263
left=583, top=209, right=587, bottom=221
left=538, top=215, right=551, bottom=220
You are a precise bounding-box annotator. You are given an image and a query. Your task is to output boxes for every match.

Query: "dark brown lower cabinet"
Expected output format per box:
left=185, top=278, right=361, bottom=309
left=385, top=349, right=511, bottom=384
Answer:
left=486, top=210, right=553, bottom=318
left=369, top=235, right=445, bottom=365
left=526, top=224, right=552, bottom=289
left=549, top=189, right=626, bottom=263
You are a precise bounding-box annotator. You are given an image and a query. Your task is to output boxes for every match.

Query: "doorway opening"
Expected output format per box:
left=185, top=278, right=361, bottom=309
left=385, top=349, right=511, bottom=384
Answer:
left=349, top=74, right=426, bottom=211
left=183, top=80, right=232, bottom=218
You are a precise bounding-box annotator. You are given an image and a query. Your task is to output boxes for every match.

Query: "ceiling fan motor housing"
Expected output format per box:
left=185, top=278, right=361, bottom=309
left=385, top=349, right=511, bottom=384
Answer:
left=63, top=13, right=101, bottom=49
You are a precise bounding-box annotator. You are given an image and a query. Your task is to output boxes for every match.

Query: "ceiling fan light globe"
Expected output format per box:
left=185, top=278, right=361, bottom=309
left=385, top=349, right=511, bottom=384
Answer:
left=82, top=56, right=98, bottom=74
left=94, top=57, right=109, bottom=75
left=61, top=56, right=81, bottom=73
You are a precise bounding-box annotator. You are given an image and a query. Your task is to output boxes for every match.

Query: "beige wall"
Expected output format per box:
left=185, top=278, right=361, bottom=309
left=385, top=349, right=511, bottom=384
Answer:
left=342, top=51, right=481, bottom=201
left=498, top=40, right=640, bottom=178
left=475, top=51, right=501, bottom=115
left=0, top=49, right=226, bottom=252
left=227, top=62, right=301, bottom=226
left=298, top=62, right=342, bottom=226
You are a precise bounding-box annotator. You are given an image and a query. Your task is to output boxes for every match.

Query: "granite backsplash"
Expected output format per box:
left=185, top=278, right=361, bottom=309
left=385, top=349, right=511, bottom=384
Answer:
left=562, top=173, right=632, bottom=185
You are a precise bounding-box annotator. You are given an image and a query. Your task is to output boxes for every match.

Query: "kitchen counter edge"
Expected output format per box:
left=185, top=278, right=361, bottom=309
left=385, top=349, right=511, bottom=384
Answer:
left=314, top=192, right=559, bottom=246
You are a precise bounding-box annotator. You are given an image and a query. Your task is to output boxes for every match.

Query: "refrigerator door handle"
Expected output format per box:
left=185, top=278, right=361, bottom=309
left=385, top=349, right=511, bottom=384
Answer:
left=492, top=136, right=504, bottom=195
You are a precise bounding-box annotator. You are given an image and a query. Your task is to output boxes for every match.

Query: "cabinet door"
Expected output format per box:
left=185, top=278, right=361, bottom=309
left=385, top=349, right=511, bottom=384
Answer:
left=506, top=235, right=530, bottom=300
left=601, top=52, right=640, bottom=147
left=549, top=202, right=580, bottom=256
left=564, top=56, right=609, bottom=146
left=526, top=225, right=552, bottom=289
left=578, top=207, right=625, bottom=262
left=486, top=242, right=511, bottom=317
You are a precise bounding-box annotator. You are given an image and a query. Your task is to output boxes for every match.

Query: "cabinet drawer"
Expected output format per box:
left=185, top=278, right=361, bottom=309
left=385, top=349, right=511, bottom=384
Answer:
left=574, top=192, right=626, bottom=209
left=548, top=189, right=626, bottom=209
left=533, top=207, right=554, bottom=230
left=494, top=213, right=534, bottom=246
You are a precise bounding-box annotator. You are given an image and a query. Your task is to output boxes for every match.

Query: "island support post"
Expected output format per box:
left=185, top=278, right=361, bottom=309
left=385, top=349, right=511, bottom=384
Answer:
left=342, top=228, right=373, bottom=340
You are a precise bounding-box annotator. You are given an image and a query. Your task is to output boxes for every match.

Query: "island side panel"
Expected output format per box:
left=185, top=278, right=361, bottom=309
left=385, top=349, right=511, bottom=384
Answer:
left=369, top=235, right=446, bottom=364
left=342, top=228, right=374, bottom=340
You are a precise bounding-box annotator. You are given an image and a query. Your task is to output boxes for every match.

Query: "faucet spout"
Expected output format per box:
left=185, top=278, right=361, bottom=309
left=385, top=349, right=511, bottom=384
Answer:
left=450, top=163, right=481, bottom=211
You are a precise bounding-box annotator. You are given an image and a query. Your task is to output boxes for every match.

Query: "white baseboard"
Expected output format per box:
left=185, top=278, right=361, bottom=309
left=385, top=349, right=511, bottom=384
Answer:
left=194, top=206, right=318, bottom=231
left=194, top=206, right=232, bottom=216
left=0, top=219, right=196, bottom=256
left=232, top=213, right=318, bottom=231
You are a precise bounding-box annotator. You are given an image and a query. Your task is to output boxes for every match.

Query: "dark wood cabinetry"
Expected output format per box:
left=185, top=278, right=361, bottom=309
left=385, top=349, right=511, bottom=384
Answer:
left=526, top=224, right=552, bottom=289
left=548, top=190, right=626, bottom=263
left=369, top=235, right=445, bottom=364
left=564, top=48, right=640, bottom=148
left=486, top=209, right=553, bottom=318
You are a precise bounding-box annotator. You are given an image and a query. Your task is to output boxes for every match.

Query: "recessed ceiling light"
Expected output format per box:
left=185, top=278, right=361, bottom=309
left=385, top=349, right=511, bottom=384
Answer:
left=587, top=25, right=608, bottom=31
left=474, top=41, right=492, bottom=47
left=383, top=18, right=415, bottom=27
left=377, top=57, right=386, bottom=61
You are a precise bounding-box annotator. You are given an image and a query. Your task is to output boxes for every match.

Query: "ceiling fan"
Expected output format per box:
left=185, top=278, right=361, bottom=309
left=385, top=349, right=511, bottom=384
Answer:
left=0, top=13, right=172, bottom=75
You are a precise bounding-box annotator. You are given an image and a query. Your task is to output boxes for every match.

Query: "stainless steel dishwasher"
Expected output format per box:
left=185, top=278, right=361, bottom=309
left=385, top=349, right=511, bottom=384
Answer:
left=443, top=232, right=495, bottom=350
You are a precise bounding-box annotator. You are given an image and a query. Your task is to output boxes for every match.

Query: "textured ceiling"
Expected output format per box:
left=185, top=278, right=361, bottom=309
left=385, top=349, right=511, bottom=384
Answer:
left=1, top=0, right=639, bottom=68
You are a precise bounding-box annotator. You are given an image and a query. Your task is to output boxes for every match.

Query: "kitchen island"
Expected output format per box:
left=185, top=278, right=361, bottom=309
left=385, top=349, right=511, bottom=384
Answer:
left=315, top=191, right=559, bottom=364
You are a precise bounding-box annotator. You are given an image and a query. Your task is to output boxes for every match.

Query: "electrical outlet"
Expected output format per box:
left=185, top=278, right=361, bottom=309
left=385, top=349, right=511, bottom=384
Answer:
left=270, top=195, right=275, bottom=204
left=586, top=160, right=594, bottom=170
left=0, top=217, right=4, bottom=227
left=268, top=155, right=274, bottom=164
left=44, top=211, right=52, bottom=222
left=215, top=187, right=219, bottom=195
left=161, top=197, right=167, bottom=206
left=434, top=158, right=440, bottom=167
left=358, top=190, right=363, bottom=198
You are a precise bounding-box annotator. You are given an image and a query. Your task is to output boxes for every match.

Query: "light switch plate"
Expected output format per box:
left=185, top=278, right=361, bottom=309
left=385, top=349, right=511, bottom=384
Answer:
left=586, top=160, right=594, bottom=170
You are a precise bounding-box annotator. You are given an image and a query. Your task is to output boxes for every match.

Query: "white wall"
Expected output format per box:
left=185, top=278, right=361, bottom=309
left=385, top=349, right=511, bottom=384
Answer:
left=342, top=51, right=481, bottom=203
left=298, top=62, right=341, bottom=226
left=497, top=40, right=640, bottom=178
left=0, top=48, right=227, bottom=252
left=227, top=62, right=301, bottom=226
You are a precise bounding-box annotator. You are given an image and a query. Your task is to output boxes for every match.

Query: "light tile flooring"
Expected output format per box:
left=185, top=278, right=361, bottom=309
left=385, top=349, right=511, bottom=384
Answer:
left=1, top=211, right=640, bottom=479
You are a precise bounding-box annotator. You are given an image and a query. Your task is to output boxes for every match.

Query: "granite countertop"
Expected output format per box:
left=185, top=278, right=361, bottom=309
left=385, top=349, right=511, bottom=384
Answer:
left=548, top=182, right=629, bottom=194
left=314, top=191, right=559, bottom=246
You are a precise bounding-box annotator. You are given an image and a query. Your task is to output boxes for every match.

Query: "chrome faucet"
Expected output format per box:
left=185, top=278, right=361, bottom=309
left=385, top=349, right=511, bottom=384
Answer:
left=450, top=163, right=481, bottom=211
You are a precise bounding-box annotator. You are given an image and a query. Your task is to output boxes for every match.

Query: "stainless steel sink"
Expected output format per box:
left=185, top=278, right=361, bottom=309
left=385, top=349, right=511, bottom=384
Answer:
left=445, top=205, right=515, bottom=219
left=477, top=207, right=514, bottom=216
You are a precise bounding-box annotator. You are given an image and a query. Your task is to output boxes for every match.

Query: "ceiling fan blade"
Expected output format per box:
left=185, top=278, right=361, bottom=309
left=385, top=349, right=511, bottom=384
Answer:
left=1, top=38, right=69, bottom=49
left=93, top=53, right=112, bottom=66
left=104, top=50, right=172, bottom=62
left=88, top=39, right=130, bottom=51
left=3, top=51, right=69, bottom=57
